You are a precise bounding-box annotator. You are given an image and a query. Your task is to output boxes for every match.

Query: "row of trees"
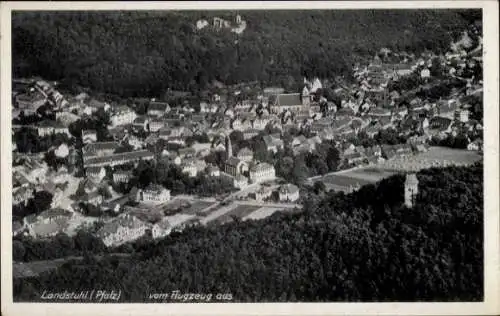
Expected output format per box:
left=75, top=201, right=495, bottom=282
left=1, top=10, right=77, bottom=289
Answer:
left=13, top=230, right=107, bottom=262
left=13, top=162, right=483, bottom=302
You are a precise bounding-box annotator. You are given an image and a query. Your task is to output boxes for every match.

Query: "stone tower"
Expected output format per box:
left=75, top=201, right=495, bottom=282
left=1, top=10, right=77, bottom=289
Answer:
left=301, top=86, right=310, bottom=107
left=404, top=173, right=419, bottom=208
left=225, top=135, right=233, bottom=160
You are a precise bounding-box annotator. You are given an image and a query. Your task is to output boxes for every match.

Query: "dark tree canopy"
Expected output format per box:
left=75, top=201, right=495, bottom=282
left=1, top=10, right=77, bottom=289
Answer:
left=14, top=163, right=483, bottom=302
left=12, top=10, right=478, bottom=97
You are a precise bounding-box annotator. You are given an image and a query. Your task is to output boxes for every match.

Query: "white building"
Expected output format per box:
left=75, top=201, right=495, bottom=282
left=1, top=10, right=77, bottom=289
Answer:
left=206, top=164, right=221, bottom=177
left=148, top=119, right=165, bottom=132
left=139, top=184, right=171, bottom=203
left=182, top=161, right=198, bottom=178
left=113, top=170, right=132, bottom=183
left=82, top=130, right=97, bottom=144
left=111, top=106, right=137, bottom=126
left=249, top=162, right=276, bottom=184
left=97, top=214, right=149, bottom=247
left=86, top=166, right=106, bottom=182
left=35, top=120, right=70, bottom=137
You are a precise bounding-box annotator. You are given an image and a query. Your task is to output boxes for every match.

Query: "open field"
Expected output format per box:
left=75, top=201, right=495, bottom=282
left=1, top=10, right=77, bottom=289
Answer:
left=159, top=199, right=215, bottom=216
left=313, top=147, right=482, bottom=193
left=377, top=147, right=482, bottom=172
left=208, top=204, right=261, bottom=225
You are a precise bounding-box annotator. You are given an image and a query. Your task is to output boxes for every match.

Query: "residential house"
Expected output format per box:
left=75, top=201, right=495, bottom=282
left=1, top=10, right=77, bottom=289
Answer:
left=237, top=147, right=254, bottom=162
left=133, top=116, right=149, bottom=131
left=149, top=119, right=165, bottom=132
left=437, top=100, right=459, bottom=119
left=178, top=147, right=196, bottom=159
left=83, top=191, right=104, bottom=206
left=254, top=186, right=273, bottom=201
left=111, top=106, right=137, bottom=126
left=467, top=139, right=483, bottom=151
left=429, top=116, right=453, bottom=134
left=344, top=152, right=365, bottom=165
left=139, top=184, right=171, bottom=203
left=278, top=184, right=300, bottom=202
left=262, top=134, right=284, bottom=153
left=148, top=101, right=170, bottom=117
left=113, top=170, right=132, bottom=183
left=83, top=150, right=154, bottom=168
left=35, top=120, right=70, bottom=137
left=454, top=109, right=470, bottom=123
left=86, top=166, right=106, bottom=181
left=82, top=130, right=97, bottom=144
left=97, top=214, right=149, bottom=247
left=83, top=142, right=120, bottom=159
left=181, top=160, right=199, bottom=177
left=15, top=91, right=47, bottom=111
left=24, top=208, right=73, bottom=238
left=235, top=100, right=254, bottom=112
left=242, top=129, right=260, bottom=140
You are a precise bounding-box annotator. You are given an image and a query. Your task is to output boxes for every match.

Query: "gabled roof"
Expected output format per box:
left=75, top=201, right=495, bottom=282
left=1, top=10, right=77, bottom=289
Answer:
left=144, top=183, right=168, bottom=194
left=226, top=157, right=242, bottom=167
left=83, top=142, right=120, bottom=153
left=237, top=147, right=253, bottom=157
left=276, top=93, right=302, bottom=107
left=149, top=101, right=170, bottom=112
left=250, top=162, right=274, bottom=172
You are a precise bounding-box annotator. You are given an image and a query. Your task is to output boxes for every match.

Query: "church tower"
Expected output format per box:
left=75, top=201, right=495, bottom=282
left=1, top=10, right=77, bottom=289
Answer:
left=404, top=173, right=419, bottom=208
left=225, top=135, right=233, bottom=160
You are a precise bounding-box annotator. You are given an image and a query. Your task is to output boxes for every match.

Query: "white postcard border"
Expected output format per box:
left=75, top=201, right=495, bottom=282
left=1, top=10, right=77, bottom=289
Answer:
left=1, top=1, right=498, bottom=316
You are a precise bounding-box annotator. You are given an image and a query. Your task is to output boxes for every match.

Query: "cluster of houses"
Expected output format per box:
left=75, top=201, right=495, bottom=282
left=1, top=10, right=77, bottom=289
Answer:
left=11, top=19, right=483, bottom=247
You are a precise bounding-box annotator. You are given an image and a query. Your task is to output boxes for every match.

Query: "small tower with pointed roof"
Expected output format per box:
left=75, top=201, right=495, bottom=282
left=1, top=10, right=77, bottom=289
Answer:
left=404, top=173, right=419, bottom=208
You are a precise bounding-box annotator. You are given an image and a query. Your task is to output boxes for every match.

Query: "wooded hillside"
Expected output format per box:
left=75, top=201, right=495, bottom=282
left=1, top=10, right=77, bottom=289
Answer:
left=12, top=10, right=479, bottom=97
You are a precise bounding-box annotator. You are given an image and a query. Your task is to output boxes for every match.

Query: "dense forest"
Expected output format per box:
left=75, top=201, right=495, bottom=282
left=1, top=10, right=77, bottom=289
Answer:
left=14, top=163, right=483, bottom=302
left=12, top=10, right=480, bottom=97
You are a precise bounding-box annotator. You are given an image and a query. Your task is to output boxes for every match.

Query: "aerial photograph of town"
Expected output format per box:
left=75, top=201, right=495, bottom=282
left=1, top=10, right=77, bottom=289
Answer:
left=6, top=7, right=488, bottom=306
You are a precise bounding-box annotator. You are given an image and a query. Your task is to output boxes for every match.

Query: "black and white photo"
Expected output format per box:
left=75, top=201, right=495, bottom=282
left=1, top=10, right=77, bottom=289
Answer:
left=1, top=1, right=499, bottom=316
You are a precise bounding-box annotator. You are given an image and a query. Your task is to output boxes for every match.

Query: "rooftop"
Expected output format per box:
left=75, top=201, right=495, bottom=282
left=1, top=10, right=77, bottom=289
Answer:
left=275, top=93, right=302, bottom=107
